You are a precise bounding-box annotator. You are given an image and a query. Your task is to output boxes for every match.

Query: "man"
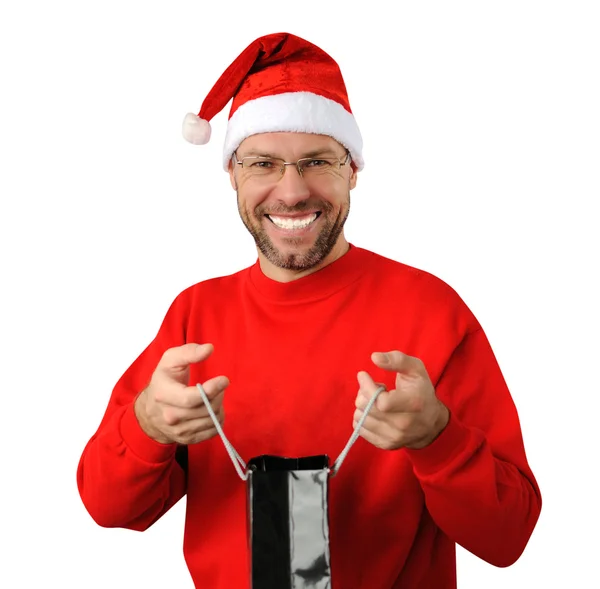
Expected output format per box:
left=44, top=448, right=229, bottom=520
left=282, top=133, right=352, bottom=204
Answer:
left=77, top=32, right=541, bottom=588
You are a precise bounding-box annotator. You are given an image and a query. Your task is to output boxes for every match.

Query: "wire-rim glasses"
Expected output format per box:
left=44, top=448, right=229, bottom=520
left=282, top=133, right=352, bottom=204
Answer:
left=233, top=151, right=351, bottom=181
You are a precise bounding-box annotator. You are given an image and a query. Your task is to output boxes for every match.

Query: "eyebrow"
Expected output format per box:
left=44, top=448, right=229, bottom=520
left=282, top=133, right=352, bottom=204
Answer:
left=238, top=150, right=277, bottom=158
left=238, top=148, right=342, bottom=159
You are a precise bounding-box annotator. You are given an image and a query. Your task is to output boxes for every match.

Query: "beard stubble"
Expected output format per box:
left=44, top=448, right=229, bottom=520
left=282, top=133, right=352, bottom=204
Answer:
left=237, top=194, right=351, bottom=271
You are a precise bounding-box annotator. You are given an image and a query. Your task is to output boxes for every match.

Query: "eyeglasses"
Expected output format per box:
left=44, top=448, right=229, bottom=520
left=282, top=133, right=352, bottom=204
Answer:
left=233, top=151, right=351, bottom=182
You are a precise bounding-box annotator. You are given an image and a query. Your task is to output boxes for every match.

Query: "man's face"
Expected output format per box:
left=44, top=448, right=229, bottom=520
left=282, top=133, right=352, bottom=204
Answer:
left=229, top=133, right=358, bottom=273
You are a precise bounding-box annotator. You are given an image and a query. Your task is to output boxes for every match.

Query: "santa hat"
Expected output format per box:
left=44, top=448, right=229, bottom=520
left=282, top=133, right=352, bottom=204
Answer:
left=182, top=32, right=364, bottom=171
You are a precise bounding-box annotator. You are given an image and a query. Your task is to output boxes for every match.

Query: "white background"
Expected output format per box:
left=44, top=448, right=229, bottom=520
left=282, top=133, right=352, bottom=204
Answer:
left=1, top=1, right=598, bottom=587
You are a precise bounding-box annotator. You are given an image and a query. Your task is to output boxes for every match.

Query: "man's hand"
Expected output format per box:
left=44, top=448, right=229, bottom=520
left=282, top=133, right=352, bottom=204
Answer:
left=134, top=343, right=230, bottom=445
left=354, top=351, right=449, bottom=450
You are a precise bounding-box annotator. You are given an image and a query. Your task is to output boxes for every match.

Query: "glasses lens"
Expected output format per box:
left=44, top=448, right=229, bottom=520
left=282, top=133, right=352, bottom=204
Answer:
left=241, top=157, right=282, bottom=177
left=299, top=158, right=339, bottom=176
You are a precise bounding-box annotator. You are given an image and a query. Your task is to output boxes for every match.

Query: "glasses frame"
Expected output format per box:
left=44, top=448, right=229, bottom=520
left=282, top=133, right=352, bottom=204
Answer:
left=233, top=150, right=351, bottom=179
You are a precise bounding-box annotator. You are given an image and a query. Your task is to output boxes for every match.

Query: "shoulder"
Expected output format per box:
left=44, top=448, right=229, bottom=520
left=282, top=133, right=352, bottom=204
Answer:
left=355, top=245, right=461, bottom=295
left=354, top=245, right=480, bottom=330
left=163, top=263, right=254, bottom=315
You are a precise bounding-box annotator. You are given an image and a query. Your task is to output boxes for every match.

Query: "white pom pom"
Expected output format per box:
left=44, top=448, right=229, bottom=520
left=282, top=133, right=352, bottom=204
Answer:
left=182, top=113, right=211, bottom=145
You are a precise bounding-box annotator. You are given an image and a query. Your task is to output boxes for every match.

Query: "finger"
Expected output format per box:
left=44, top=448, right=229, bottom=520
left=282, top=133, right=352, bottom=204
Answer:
left=371, top=351, right=421, bottom=375
left=155, top=375, right=229, bottom=409
left=353, top=411, right=385, bottom=434
left=356, top=387, right=416, bottom=415
left=377, top=388, right=425, bottom=413
left=182, top=375, right=230, bottom=408
left=356, top=371, right=381, bottom=400
left=353, top=423, right=381, bottom=447
left=353, top=403, right=386, bottom=425
left=199, top=389, right=225, bottom=418
left=355, top=387, right=388, bottom=414
left=162, top=389, right=226, bottom=425
left=162, top=393, right=226, bottom=432
left=356, top=371, right=390, bottom=412
left=352, top=413, right=401, bottom=450
left=172, top=407, right=226, bottom=444
left=159, top=343, right=215, bottom=374
left=191, top=405, right=225, bottom=438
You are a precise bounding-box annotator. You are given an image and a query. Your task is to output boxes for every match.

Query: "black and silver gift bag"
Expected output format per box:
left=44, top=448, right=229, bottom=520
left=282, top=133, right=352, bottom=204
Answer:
left=247, top=454, right=331, bottom=588
left=196, top=383, right=385, bottom=589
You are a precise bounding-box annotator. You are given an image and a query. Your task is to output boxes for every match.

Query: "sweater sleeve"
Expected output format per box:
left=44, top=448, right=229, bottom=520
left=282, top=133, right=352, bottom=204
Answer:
left=77, top=291, right=190, bottom=531
left=404, top=326, right=542, bottom=567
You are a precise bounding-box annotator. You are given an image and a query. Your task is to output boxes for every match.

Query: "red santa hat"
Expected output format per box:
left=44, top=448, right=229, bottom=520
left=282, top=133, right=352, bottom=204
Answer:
left=182, top=32, right=364, bottom=171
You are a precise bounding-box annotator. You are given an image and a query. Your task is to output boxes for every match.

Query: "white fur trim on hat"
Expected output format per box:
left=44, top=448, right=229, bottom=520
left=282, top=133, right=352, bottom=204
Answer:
left=222, top=91, right=364, bottom=171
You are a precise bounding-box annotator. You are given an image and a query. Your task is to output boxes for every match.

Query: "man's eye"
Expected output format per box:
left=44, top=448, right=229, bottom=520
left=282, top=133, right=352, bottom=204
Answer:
left=305, top=159, right=330, bottom=168
left=251, top=160, right=275, bottom=168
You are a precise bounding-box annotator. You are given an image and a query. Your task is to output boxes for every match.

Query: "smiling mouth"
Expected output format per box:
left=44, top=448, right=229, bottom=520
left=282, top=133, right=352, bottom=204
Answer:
left=265, top=212, right=321, bottom=229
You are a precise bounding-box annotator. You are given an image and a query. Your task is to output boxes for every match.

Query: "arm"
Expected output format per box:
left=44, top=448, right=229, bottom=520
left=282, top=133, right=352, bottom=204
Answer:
left=406, top=327, right=541, bottom=566
left=77, top=296, right=187, bottom=531
left=356, top=328, right=542, bottom=567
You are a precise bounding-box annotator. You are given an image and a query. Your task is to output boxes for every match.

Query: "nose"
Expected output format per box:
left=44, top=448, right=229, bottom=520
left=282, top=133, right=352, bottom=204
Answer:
left=270, top=163, right=311, bottom=206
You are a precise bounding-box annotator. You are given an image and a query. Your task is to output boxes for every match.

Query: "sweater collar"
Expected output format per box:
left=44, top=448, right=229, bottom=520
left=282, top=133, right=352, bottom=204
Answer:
left=248, top=243, right=366, bottom=303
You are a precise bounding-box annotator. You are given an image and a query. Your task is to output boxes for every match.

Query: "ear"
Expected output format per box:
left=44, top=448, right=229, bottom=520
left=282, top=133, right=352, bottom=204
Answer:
left=349, top=164, right=358, bottom=190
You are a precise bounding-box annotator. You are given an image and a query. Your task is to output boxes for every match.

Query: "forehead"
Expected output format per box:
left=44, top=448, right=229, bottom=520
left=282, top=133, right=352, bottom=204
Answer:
left=237, top=132, right=344, bottom=157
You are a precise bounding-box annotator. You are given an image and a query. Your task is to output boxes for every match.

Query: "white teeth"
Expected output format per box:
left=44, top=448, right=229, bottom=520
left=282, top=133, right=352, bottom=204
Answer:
left=269, top=213, right=318, bottom=229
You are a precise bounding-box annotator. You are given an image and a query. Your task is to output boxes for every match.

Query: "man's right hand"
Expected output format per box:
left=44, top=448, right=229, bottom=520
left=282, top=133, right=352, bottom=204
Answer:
left=134, top=343, right=229, bottom=445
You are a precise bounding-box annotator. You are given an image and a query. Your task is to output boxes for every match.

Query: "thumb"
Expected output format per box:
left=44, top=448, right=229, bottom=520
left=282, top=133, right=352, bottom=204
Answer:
left=372, top=350, right=413, bottom=374
left=159, top=343, right=214, bottom=374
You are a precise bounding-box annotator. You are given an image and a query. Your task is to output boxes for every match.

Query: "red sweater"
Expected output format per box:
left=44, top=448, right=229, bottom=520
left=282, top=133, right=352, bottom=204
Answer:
left=77, top=244, right=541, bottom=588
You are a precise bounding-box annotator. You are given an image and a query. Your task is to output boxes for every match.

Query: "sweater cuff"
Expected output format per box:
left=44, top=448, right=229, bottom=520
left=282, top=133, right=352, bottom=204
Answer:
left=120, top=403, right=177, bottom=464
left=404, top=411, right=472, bottom=476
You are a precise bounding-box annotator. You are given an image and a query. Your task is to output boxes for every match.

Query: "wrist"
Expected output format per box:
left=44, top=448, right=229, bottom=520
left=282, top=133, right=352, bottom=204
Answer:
left=431, top=402, right=450, bottom=442
left=134, top=390, right=172, bottom=445
left=407, top=402, right=450, bottom=450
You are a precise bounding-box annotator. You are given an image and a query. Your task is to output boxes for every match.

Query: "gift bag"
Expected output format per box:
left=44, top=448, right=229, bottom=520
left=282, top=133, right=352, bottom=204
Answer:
left=196, top=383, right=385, bottom=589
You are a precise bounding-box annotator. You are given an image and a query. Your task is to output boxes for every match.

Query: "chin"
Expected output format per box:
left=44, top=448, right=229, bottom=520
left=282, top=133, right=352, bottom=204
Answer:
left=263, top=238, right=336, bottom=272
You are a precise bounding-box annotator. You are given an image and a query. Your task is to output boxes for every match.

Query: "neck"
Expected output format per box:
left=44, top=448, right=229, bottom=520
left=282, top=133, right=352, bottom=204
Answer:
left=257, top=237, right=350, bottom=283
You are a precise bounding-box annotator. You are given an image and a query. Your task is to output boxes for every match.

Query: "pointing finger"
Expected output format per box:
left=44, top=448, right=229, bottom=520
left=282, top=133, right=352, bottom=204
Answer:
left=356, top=371, right=382, bottom=405
left=181, top=375, right=230, bottom=408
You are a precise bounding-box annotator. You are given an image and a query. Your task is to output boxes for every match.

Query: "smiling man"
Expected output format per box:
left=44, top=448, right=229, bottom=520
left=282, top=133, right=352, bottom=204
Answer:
left=77, top=32, right=542, bottom=589
left=232, top=132, right=355, bottom=281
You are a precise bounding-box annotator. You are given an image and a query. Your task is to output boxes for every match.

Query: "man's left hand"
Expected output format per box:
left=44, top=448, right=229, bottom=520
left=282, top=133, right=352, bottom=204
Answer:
left=354, top=351, right=450, bottom=450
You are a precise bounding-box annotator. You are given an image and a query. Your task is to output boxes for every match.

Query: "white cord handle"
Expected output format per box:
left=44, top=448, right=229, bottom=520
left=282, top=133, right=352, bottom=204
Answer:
left=329, top=385, right=385, bottom=476
left=196, top=383, right=247, bottom=480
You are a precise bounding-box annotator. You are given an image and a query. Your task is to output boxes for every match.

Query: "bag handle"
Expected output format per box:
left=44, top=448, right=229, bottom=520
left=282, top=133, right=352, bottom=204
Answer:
left=329, top=384, right=385, bottom=476
left=196, top=383, right=386, bottom=481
